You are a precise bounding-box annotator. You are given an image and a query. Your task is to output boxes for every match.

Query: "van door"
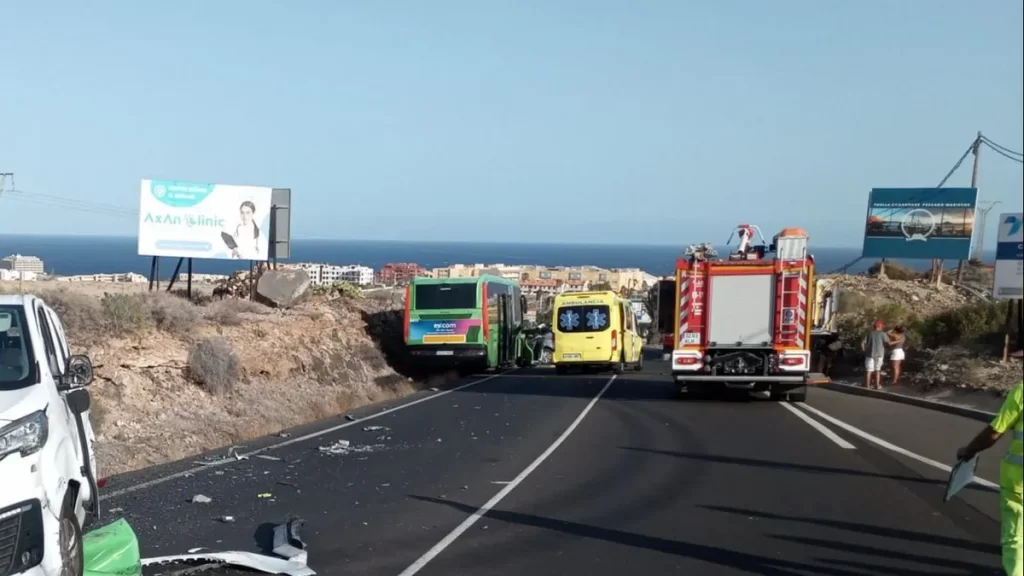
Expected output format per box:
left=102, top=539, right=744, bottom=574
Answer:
left=555, top=299, right=613, bottom=363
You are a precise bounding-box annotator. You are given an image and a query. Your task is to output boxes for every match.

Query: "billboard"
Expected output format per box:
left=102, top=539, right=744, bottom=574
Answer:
left=861, top=187, right=977, bottom=260
left=992, top=212, right=1023, bottom=300
left=138, top=179, right=273, bottom=260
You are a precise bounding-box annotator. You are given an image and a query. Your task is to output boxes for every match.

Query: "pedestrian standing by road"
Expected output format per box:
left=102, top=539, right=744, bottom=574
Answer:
left=887, top=325, right=906, bottom=386
left=956, top=349, right=1022, bottom=576
left=861, top=320, right=889, bottom=390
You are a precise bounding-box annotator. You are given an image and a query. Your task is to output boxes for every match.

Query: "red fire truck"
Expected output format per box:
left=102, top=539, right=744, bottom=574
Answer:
left=670, top=224, right=828, bottom=401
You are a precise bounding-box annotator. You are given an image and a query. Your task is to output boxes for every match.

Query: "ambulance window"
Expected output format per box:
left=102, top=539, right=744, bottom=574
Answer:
left=556, top=304, right=611, bottom=333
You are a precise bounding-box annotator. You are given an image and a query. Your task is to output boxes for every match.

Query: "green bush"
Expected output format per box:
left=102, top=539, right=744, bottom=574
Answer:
left=917, top=300, right=1009, bottom=348
left=313, top=281, right=363, bottom=299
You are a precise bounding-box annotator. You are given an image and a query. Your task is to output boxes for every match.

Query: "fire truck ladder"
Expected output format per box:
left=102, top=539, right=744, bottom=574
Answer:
left=775, top=260, right=801, bottom=347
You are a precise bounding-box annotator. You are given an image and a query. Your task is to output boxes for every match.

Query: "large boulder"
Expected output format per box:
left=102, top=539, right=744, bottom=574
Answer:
left=256, top=269, right=312, bottom=308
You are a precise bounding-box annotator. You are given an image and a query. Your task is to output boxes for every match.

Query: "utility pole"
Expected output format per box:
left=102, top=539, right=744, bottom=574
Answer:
left=971, top=201, right=1002, bottom=261
left=0, top=173, right=13, bottom=196
left=955, top=132, right=982, bottom=285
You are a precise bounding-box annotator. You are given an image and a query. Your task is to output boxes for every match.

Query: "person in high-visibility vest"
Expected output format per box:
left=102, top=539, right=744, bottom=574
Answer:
left=957, top=349, right=1023, bottom=576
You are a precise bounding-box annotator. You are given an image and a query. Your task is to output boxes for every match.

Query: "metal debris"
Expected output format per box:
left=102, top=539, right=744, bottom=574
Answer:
left=142, top=551, right=315, bottom=576
left=362, top=425, right=389, bottom=432
left=272, top=519, right=308, bottom=565
left=216, top=516, right=235, bottom=523
left=191, top=494, right=212, bottom=504
left=318, top=439, right=386, bottom=455
left=256, top=454, right=283, bottom=461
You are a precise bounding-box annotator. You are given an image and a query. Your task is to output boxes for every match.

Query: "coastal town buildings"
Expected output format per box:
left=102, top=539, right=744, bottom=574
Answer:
left=428, top=263, right=654, bottom=295
left=378, top=262, right=428, bottom=286
left=292, top=263, right=375, bottom=286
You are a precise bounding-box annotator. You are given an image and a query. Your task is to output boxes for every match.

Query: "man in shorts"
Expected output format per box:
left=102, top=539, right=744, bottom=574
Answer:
left=861, top=320, right=888, bottom=390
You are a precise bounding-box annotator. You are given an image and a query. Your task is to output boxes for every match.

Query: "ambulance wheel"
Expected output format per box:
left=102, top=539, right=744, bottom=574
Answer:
left=613, top=357, right=625, bottom=374
left=59, top=491, right=84, bottom=576
left=633, top=353, right=644, bottom=371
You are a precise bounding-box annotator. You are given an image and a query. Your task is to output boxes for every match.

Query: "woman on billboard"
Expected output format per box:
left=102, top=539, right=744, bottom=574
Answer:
left=220, top=200, right=262, bottom=259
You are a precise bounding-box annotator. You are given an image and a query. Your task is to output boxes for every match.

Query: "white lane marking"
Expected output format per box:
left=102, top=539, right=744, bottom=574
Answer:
left=779, top=403, right=856, bottom=449
left=797, top=404, right=999, bottom=490
left=101, top=371, right=514, bottom=501
left=398, top=375, right=617, bottom=576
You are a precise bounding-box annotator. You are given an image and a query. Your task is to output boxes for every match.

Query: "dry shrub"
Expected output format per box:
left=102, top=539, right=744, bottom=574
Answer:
left=187, top=337, right=240, bottom=395
left=38, top=289, right=105, bottom=339
left=145, top=292, right=201, bottom=334
left=205, top=298, right=269, bottom=325
left=100, top=293, right=150, bottom=336
left=169, top=288, right=213, bottom=306
left=867, top=260, right=927, bottom=281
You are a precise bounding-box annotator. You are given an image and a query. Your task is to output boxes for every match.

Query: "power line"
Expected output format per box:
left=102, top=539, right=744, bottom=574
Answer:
left=980, top=135, right=1023, bottom=159
left=981, top=138, right=1023, bottom=164
left=1, top=188, right=138, bottom=218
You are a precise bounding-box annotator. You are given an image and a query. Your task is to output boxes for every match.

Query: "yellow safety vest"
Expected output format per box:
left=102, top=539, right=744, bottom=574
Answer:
left=997, top=382, right=1023, bottom=468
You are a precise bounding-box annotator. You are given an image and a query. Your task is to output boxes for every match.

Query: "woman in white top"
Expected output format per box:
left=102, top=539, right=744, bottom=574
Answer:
left=888, top=325, right=906, bottom=386
left=220, top=201, right=261, bottom=260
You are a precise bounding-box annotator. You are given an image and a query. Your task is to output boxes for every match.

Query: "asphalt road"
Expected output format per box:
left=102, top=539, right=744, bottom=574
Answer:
left=103, top=351, right=1007, bottom=576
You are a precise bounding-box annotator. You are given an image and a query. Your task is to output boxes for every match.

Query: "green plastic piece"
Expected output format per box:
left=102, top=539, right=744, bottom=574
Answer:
left=82, top=519, right=143, bottom=576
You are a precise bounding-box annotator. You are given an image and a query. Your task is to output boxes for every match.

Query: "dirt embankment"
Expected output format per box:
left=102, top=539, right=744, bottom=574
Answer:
left=826, top=262, right=1022, bottom=400
left=1, top=280, right=419, bottom=476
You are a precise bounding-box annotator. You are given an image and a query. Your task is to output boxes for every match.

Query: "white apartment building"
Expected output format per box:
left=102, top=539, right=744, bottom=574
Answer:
left=293, top=263, right=375, bottom=286
left=0, top=254, right=45, bottom=274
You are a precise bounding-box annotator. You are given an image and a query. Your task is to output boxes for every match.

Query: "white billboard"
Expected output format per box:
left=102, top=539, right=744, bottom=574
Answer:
left=138, top=179, right=273, bottom=260
left=992, top=212, right=1023, bottom=300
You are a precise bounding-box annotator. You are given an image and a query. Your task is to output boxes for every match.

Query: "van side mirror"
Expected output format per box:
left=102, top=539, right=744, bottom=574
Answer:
left=58, top=355, right=94, bottom=391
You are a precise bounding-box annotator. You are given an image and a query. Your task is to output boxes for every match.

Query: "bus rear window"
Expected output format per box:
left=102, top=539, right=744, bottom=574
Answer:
left=414, top=283, right=478, bottom=310
left=556, top=304, right=611, bottom=333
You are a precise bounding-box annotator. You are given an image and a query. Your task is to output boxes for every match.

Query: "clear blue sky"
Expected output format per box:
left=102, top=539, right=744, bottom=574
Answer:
left=2, top=0, right=1021, bottom=247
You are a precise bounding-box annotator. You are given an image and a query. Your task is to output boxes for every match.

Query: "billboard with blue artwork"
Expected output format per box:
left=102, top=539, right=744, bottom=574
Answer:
left=137, top=179, right=273, bottom=260
left=861, top=187, right=977, bottom=260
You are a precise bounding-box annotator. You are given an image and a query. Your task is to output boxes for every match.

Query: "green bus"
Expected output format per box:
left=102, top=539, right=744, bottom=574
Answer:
left=403, top=275, right=529, bottom=373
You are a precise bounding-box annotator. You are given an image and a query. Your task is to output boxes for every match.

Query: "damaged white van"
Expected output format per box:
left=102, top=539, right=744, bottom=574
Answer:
left=0, top=294, right=99, bottom=576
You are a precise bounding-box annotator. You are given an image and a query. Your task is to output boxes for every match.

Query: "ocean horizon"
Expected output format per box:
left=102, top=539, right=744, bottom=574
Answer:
left=0, top=234, right=998, bottom=281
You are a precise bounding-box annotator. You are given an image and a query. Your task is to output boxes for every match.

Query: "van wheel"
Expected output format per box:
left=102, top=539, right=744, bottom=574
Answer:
left=613, top=356, right=625, bottom=374
left=633, top=353, right=644, bottom=371
left=59, top=493, right=84, bottom=576
left=555, top=365, right=568, bottom=375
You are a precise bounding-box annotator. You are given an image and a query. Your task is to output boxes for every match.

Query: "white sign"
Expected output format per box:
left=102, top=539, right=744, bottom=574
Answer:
left=137, top=179, right=273, bottom=260
left=993, top=212, right=1023, bottom=300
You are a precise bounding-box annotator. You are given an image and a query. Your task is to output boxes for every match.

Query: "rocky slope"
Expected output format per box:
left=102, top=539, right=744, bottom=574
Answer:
left=2, top=281, right=416, bottom=475
left=825, top=263, right=1021, bottom=399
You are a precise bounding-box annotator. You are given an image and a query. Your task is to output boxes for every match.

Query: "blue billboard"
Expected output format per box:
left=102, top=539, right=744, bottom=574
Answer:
left=861, top=187, right=977, bottom=260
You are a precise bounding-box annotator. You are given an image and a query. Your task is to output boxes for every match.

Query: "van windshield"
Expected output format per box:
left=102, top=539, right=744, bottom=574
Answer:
left=414, top=283, right=478, bottom=311
left=557, top=304, right=611, bottom=333
left=0, top=305, right=38, bottom=391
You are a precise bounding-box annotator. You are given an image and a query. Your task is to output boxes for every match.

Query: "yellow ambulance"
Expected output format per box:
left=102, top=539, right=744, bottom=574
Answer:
left=551, top=290, right=644, bottom=374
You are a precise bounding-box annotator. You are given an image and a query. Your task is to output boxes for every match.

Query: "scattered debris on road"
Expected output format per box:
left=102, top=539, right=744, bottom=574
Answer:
left=191, top=494, right=212, bottom=504
left=317, top=439, right=385, bottom=455
left=362, top=425, right=389, bottom=432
